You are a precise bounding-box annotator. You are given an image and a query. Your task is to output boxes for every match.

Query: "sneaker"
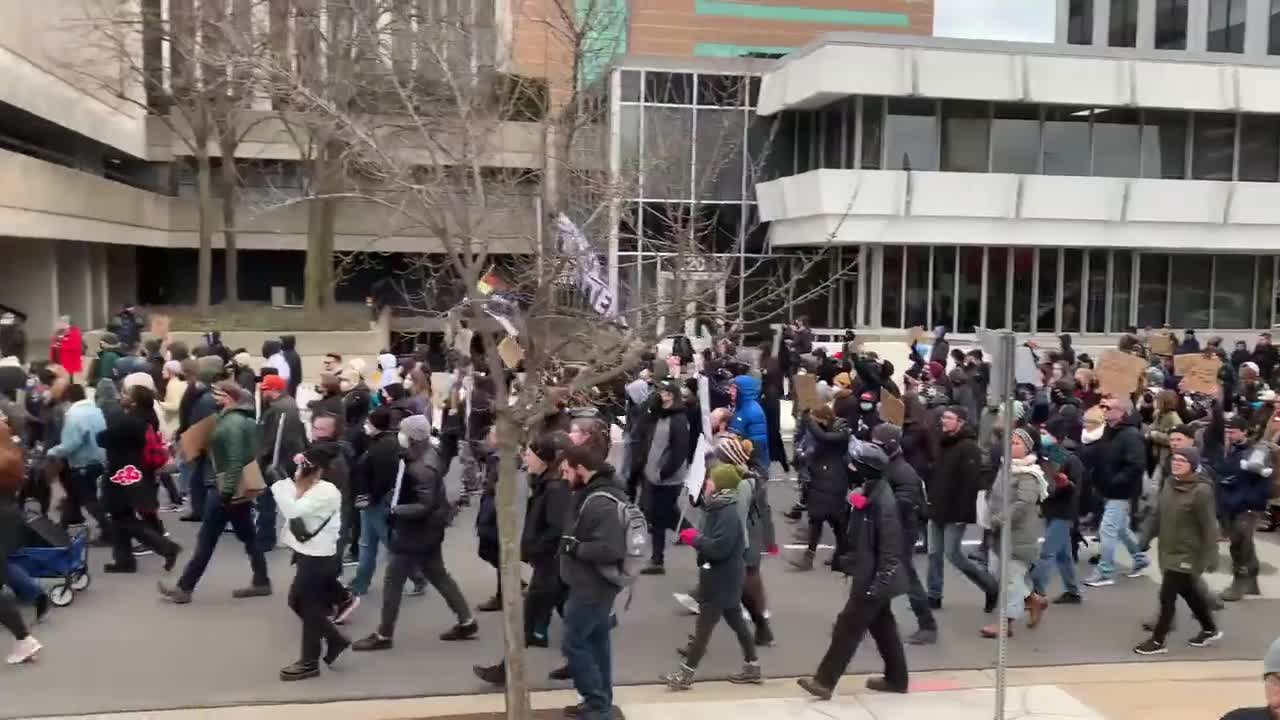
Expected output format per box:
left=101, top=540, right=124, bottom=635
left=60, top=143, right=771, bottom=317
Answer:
left=1133, top=638, right=1168, bottom=656
left=474, top=662, right=507, bottom=685
left=526, top=633, right=549, bottom=649
left=232, top=584, right=272, bottom=599
left=1188, top=630, right=1224, bottom=648
left=323, top=636, right=351, bottom=666
left=727, top=661, right=763, bottom=685
left=157, top=581, right=192, bottom=604
left=279, top=660, right=320, bottom=681
left=1126, top=559, right=1151, bottom=578
left=342, top=554, right=359, bottom=567
left=549, top=664, right=572, bottom=681
left=796, top=677, right=834, bottom=701
left=477, top=594, right=502, bottom=612
left=440, top=619, right=479, bottom=641
left=1053, top=592, right=1083, bottom=605
left=1082, top=573, right=1115, bottom=588
left=178, top=513, right=202, bottom=522
left=352, top=633, right=393, bottom=651
left=5, top=636, right=41, bottom=665
left=661, top=664, right=695, bottom=691
left=103, top=563, right=138, bottom=574
left=131, top=543, right=153, bottom=557
left=333, top=593, right=360, bottom=625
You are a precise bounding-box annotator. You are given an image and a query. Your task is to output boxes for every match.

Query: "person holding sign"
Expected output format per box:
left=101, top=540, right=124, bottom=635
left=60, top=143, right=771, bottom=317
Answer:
left=631, top=380, right=691, bottom=576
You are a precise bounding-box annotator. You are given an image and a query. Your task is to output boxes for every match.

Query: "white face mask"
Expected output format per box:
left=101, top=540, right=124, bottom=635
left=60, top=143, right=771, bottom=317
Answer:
left=403, top=378, right=414, bottom=390
left=860, top=402, right=874, bottom=412
left=1082, top=425, right=1105, bottom=445
left=398, top=432, right=410, bottom=449
left=364, top=422, right=377, bottom=436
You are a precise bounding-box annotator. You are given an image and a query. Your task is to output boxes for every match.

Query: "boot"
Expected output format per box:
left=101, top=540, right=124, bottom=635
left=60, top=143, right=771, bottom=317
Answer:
left=1025, top=593, right=1048, bottom=629
left=661, top=664, right=695, bottom=691
left=1220, top=575, right=1250, bottom=602
left=980, top=620, right=1013, bottom=639
left=477, top=594, right=502, bottom=612
left=754, top=619, right=775, bottom=647
left=1243, top=574, right=1262, bottom=597
left=727, top=661, right=764, bottom=685
left=784, top=503, right=805, bottom=522
left=788, top=549, right=815, bottom=571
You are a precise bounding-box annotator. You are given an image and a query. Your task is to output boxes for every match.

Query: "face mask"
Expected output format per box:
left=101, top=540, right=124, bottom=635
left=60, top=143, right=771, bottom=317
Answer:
left=403, top=378, right=414, bottom=390
left=1041, top=434, right=1057, bottom=447
left=364, top=422, right=377, bottom=436
left=859, top=403, right=874, bottom=412
left=398, top=433, right=410, bottom=449
left=1082, top=425, right=1104, bottom=445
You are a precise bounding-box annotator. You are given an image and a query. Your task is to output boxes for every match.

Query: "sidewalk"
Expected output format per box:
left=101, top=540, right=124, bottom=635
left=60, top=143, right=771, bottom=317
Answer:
left=19, top=660, right=1262, bottom=720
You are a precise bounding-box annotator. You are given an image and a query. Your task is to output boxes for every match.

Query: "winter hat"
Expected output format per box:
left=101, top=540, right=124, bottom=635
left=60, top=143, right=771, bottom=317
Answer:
left=1243, top=361, right=1261, bottom=376
left=301, top=441, right=341, bottom=469
left=122, top=372, right=155, bottom=392
left=870, top=423, right=902, bottom=456
left=261, top=374, right=286, bottom=394
left=195, top=355, right=225, bottom=385
left=943, top=405, right=971, bottom=424
left=163, top=360, right=182, bottom=377
left=1171, top=447, right=1200, bottom=471
left=1226, top=414, right=1251, bottom=431
left=859, top=390, right=876, bottom=403
left=833, top=372, right=853, bottom=389
left=99, top=332, right=121, bottom=350
left=1263, top=636, right=1280, bottom=675
left=530, top=431, right=569, bottom=464
left=1170, top=424, right=1196, bottom=440
left=715, top=435, right=753, bottom=469
left=708, top=463, right=743, bottom=492
left=233, top=351, right=252, bottom=367
left=399, top=414, right=432, bottom=444
left=1011, top=427, right=1036, bottom=455
left=927, top=361, right=946, bottom=381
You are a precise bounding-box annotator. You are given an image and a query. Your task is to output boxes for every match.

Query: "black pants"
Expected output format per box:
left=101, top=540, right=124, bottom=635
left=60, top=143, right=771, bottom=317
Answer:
left=289, top=553, right=347, bottom=664
left=62, top=464, right=111, bottom=537
left=684, top=603, right=757, bottom=669
left=525, top=555, right=564, bottom=640
left=900, top=513, right=936, bottom=632
left=378, top=546, right=471, bottom=638
left=807, top=514, right=847, bottom=556
left=1152, top=570, right=1216, bottom=642
left=815, top=594, right=908, bottom=690
left=110, top=509, right=180, bottom=569
left=158, top=472, right=183, bottom=506
left=0, top=561, right=30, bottom=640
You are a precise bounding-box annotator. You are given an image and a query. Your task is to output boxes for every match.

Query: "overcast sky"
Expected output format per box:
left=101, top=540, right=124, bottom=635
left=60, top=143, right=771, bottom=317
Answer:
left=933, top=0, right=1057, bottom=43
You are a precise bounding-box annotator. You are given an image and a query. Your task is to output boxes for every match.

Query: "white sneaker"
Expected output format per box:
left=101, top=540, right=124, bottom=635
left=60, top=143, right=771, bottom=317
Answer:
left=6, top=636, right=41, bottom=665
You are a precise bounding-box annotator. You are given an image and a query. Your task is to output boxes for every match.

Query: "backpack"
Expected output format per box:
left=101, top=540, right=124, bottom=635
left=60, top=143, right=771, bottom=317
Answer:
left=575, top=491, right=650, bottom=588
left=142, top=425, right=169, bottom=474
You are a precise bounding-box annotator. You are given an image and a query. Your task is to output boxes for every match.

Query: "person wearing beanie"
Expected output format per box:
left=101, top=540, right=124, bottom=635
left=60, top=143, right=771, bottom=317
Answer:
left=662, top=462, right=763, bottom=690
left=927, top=406, right=999, bottom=612
left=91, top=332, right=122, bottom=386
left=271, top=439, right=349, bottom=681
left=262, top=338, right=291, bottom=391
left=1218, top=636, right=1280, bottom=718
left=173, top=354, right=225, bottom=522
left=352, top=409, right=476, bottom=652
left=474, top=431, right=571, bottom=686
left=1206, top=409, right=1271, bottom=602
left=160, top=380, right=271, bottom=605
left=159, top=360, right=187, bottom=443
left=871, top=422, right=935, bottom=644
left=257, top=372, right=307, bottom=553
left=228, top=351, right=256, bottom=395
left=1031, top=421, right=1085, bottom=611
left=348, top=407, right=424, bottom=598
left=982, top=427, right=1048, bottom=639
left=1134, top=446, right=1222, bottom=656
left=713, top=433, right=777, bottom=647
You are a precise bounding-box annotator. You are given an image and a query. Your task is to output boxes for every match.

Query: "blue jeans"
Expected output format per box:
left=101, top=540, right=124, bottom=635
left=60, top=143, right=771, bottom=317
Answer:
left=255, top=490, right=277, bottom=553
left=990, top=553, right=1030, bottom=621
left=926, top=521, right=998, bottom=601
left=563, top=598, right=614, bottom=718
left=1031, top=517, right=1079, bottom=595
left=177, top=488, right=270, bottom=594
left=4, top=562, right=42, bottom=604
left=181, top=459, right=209, bottom=519
left=349, top=504, right=389, bottom=596
left=1098, top=499, right=1146, bottom=578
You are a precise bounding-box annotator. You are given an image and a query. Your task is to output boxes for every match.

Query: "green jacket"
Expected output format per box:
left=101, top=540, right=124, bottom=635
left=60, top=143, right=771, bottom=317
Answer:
left=1142, top=470, right=1219, bottom=576
left=211, top=402, right=259, bottom=497
left=94, top=350, right=121, bottom=384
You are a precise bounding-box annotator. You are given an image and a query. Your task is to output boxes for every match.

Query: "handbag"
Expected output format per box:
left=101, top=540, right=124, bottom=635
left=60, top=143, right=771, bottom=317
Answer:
left=288, top=512, right=334, bottom=544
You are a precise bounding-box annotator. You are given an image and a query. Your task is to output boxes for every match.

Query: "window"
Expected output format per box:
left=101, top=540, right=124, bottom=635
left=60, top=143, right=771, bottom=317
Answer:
left=932, top=246, right=956, bottom=331
left=991, top=104, right=1041, bottom=174
left=1138, top=253, right=1170, bottom=327
left=1037, top=249, right=1059, bottom=332
left=642, top=107, right=692, bottom=198
left=1091, top=108, right=1141, bottom=178
left=987, top=247, right=1009, bottom=329
left=905, top=246, right=929, bottom=327
left=795, top=112, right=816, bottom=174
left=644, top=72, right=694, bottom=103
left=820, top=104, right=845, bottom=169
left=1069, top=0, right=1094, bottom=44
left=694, top=108, right=745, bottom=200
left=1109, top=0, right=1138, bottom=47
left=1087, top=250, right=1107, bottom=333
left=751, top=114, right=793, bottom=183
left=941, top=100, right=991, bottom=173
left=1271, top=0, right=1280, bottom=54
left=861, top=97, right=884, bottom=170
left=1192, top=112, right=1236, bottom=181
left=1140, top=110, right=1188, bottom=179
left=621, top=70, right=641, bottom=101
left=1112, top=251, right=1133, bottom=332
left=1215, top=255, right=1255, bottom=329
left=1155, top=0, right=1189, bottom=49
left=1170, top=254, right=1211, bottom=328
left=1208, top=0, right=1246, bottom=53
left=958, top=247, right=983, bottom=333
left=886, top=98, right=938, bottom=171
left=696, top=74, right=746, bottom=107
left=1011, top=248, right=1034, bottom=332
left=882, top=245, right=904, bottom=327
left=1257, top=257, right=1275, bottom=328
left=1043, top=106, right=1092, bottom=176
left=1062, top=249, right=1083, bottom=333
left=1239, top=115, right=1280, bottom=182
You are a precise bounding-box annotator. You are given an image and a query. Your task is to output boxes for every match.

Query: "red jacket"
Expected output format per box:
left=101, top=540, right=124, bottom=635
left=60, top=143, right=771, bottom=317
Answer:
left=50, top=326, right=83, bottom=375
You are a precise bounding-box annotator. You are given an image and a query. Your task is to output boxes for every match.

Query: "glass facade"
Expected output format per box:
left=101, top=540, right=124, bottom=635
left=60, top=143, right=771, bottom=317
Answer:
left=1069, top=0, right=1095, bottom=44
left=1156, top=0, right=1190, bottom=49
left=1208, top=0, right=1247, bottom=53
left=1110, top=0, right=1139, bottom=46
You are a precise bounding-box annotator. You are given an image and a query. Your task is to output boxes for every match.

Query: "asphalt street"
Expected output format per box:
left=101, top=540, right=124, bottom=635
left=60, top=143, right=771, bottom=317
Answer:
left=3, top=477, right=1278, bottom=718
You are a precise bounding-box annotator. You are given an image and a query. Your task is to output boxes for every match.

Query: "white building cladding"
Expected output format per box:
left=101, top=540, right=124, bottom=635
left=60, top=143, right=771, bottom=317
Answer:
left=752, top=25, right=1280, bottom=337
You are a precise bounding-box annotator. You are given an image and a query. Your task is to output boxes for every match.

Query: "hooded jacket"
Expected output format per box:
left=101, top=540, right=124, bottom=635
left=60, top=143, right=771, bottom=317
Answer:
left=728, top=374, right=770, bottom=469
left=47, top=399, right=107, bottom=470
left=691, top=488, right=747, bottom=609
left=928, top=423, right=984, bottom=524
left=883, top=450, right=927, bottom=522
left=50, top=325, right=83, bottom=375
left=1040, top=442, right=1083, bottom=521
left=211, top=397, right=258, bottom=497
left=632, top=397, right=691, bottom=487
left=353, top=430, right=403, bottom=505
left=258, top=394, right=307, bottom=473
left=1212, top=439, right=1272, bottom=516
left=560, top=465, right=627, bottom=605
left=835, top=471, right=907, bottom=601
left=280, top=336, right=302, bottom=397
left=1142, top=469, right=1218, bottom=576
left=1096, top=412, right=1147, bottom=501
left=96, top=405, right=159, bottom=513
left=521, top=467, right=571, bottom=564
left=806, top=416, right=853, bottom=520
left=387, top=446, right=452, bottom=553
left=377, top=353, right=399, bottom=389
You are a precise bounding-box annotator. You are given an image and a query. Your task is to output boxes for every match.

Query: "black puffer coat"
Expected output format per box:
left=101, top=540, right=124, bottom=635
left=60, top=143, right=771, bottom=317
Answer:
left=834, top=472, right=907, bottom=601
left=928, top=424, right=984, bottom=524
left=807, top=417, right=852, bottom=521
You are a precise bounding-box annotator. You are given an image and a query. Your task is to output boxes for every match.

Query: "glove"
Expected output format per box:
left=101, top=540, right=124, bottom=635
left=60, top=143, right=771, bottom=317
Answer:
left=560, top=536, right=580, bottom=557
left=678, top=528, right=700, bottom=546
left=848, top=491, right=868, bottom=510
left=1055, top=472, right=1070, bottom=489
left=766, top=544, right=780, bottom=557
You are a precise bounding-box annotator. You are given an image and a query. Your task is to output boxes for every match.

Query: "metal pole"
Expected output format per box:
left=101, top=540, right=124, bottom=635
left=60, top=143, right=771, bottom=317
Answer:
left=994, top=331, right=1017, bottom=720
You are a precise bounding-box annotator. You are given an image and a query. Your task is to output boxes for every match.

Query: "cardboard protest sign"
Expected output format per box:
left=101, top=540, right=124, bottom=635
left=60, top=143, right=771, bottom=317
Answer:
left=907, top=326, right=929, bottom=346
left=497, top=336, right=524, bottom=369
left=880, top=390, right=905, bottom=425
left=1149, top=334, right=1176, bottom=357
left=148, top=314, right=171, bottom=339
left=1174, top=353, right=1222, bottom=395
left=793, top=374, right=820, bottom=412
left=178, top=414, right=217, bottom=461
left=1095, top=349, right=1148, bottom=398
left=684, top=434, right=709, bottom=503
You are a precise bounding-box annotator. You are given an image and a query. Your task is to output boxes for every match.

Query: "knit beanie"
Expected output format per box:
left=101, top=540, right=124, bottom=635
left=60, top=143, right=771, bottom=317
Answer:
left=715, top=435, right=753, bottom=469
left=870, top=423, right=902, bottom=456
left=122, top=372, right=155, bottom=392
left=708, top=463, right=742, bottom=492
left=1171, top=447, right=1200, bottom=471
left=1264, top=636, right=1280, bottom=675
left=1011, top=427, right=1036, bottom=455
left=164, top=360, right=182, bottom=377
left=399, top=414, right=432, bottom=443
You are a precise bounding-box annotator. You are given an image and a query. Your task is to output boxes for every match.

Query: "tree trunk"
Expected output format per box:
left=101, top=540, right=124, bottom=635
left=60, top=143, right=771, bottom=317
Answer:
left=494, top=411, right=532, bottom=720
left=220, top=146, right=240, bottom=305
left=195, top=151, right=215, bottom=316
left=303, top=141, right=339, bottom=318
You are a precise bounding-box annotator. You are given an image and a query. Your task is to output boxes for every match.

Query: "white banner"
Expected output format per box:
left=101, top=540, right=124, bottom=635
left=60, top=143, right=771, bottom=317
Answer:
left=556, top=213, right=622, bottom=322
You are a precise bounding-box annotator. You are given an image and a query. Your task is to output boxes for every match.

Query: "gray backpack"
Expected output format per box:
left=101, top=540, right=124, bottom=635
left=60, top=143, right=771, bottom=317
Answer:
left=576, top=491, right=650, bottom=588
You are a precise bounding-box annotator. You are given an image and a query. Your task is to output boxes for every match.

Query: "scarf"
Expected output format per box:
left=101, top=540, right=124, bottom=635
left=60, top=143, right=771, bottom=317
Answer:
left=1011, top=453, right=1049, bottom=502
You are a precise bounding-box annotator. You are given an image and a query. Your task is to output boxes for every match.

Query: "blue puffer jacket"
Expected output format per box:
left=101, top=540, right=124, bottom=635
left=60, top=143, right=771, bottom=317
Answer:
left=729, top=374, right=770, bottom=469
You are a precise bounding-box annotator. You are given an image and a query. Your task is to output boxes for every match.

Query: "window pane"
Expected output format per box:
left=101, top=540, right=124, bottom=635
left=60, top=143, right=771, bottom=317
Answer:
left=644, top=71, right=693, bottom=103
left=1215, top=255, right=1255, bottom=329
left=1069, top=0, right=1095, bottom=44
left=1037, top=249, right=1059, bottom=332
left=932, top=246, right=956, bottom=331
left=1170, top=254, right=1212, bottom=328
left=958, top=247, right=983, bottom=333
left=882, top=245, right=904, bottom=327
left=905, top=246, right=929, bottom=327
left=621, top=104, right=640, bottom=166
left=1043, top=106, right=1092, bottom=176
left=886, top=98, right=938, bottom=171
left=991, top=103, right=1041, bottom=174
left=696, top=74, right=746, bottom=107
left=1112, top=250, right=1133, bottom=332
left=861, top=97, right=884, bottom=170
left=694, top=109, right=745, bottom=200
left=1092, top=108, right=1141, bottom=177
left=795, top=112, right=815, bottom=174
left=1138, top=253, right=1169, bottom=328
left=1156, top=0, right=1189, bottom=49
left=1109, top=0, right=1138, bottom=46
left=1087, top=250, right=1107, bottom=333
left=1192, top=112, right=1236, bottom=181
left=941, top=100, right=991, bottom=173
left=1140, top=110, right=1188, bottom=179
left=749, top=114, right=792, bottom=184
left=986, top=247, right=1009, bottom=329
left=1011, top=248, right=1034, bottom=332
left=1271, top=0, right=1280, bottom=54
left=1257, top=256, right=1275, bottom=328
left=1239, top=114, right=1280, bottom=182
left=1062, top=249, right=1083, bottom=333
left=1208, top=0, right=1246, bottom=53
left=821, top=104, right=845, bottom=169
left=621, top=70, right=641, bottom=102
left=642, top=107, right=692, bottom=198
